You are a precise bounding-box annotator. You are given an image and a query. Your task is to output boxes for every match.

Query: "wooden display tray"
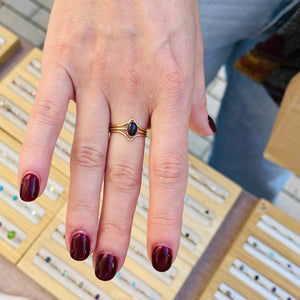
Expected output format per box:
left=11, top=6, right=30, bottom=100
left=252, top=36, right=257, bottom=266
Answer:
left=4, top=47, right=76, bottom=116
left=0, top=129, right=69, bottom=264
left=18, top=212, right=192, bottom=300
left=0, top=25, right=20, bottom=67
left=18, top=215, right=131, bottom=300
left=58, top=201, right=193, bottom=299
left=0, top=84, right=74, bottom=178
left=57, top=153, right=241, bottom=270
left=0, top=48, right=77, bottom=178
left=13, top=47, right=42, bottom=80
left=142, top=149, right=242, bottom=266
left=199, top=199, right=300, bottom=299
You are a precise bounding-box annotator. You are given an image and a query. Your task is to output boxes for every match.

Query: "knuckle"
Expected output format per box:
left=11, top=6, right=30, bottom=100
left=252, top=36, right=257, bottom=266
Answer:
left=160, top=63, right=191, bottom=105
left=164, top=68, right=184, bottom=91
left=121, top=67, right=143, bottom=99
left=31, top=101, right=63, bottom=128
left=101, top=219, right=130, bottom=238
left=71, top=142, right=106, bottom=169
left=44, top=41, right=71, bottom=69
left=107, top=163, right=140, bottom=193
left=152, top=155, right=186, bottom=188
left=70, top=200, right=97, bottom=217
left=149, top=210, right=179, bottom=228
left=22, top=141, right=52, bottom=157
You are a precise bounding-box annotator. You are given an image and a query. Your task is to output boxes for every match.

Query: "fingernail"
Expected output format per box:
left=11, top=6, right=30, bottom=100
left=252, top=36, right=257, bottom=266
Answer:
left=70, top=231, right=90, bottom=261
left=95, top=253, right=117, bottom=281
left=208, top=115, right=218, bottom=133
left=152, top=245, right=172, bottom=272
left=20, top=173, right=39, bottom=202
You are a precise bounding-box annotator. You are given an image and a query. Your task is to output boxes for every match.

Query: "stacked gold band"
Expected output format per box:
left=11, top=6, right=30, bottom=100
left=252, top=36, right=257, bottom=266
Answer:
left=109, top=119, right=147, bottom=141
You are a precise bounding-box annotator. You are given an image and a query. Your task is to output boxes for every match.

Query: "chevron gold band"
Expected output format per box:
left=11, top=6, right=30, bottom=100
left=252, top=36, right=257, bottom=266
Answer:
left=109, top=119, right=147, bottom=141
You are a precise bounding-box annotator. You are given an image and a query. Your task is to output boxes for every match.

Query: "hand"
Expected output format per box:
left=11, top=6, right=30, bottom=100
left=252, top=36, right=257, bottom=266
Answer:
left=18, top=0, right=216, bottom=280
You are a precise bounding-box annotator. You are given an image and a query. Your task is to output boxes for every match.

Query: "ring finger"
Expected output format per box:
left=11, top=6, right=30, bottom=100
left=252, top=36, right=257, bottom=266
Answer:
left=93, top=108, right=148, bottom=281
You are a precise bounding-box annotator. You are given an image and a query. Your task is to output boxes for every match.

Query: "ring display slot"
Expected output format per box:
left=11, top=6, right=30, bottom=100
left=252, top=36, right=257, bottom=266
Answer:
left=128, top=237, right=178, bottom=285
left=0, top=36, right=6, bottom=46
left=0, top=214, right=26, bottom=248
left=136, top=194, right=149, bottom=219
left=181, top=224, right=202, bottom=250
left=51, top=223, right=66, bottom=247
left=257, top=214, right=300, bottom=255
left=51, top=224, right=163, bottom=299
left=244, top=236, right=300, bottom=287
left=0, top=141, right=65, bottom=201
left=0, top=141, right=19, bottom=171
left=0, top=177, right=46, bottom=224
left=26, top=59, right=41, bottom=78
left=136, top=194, right=201, bottom=250
left=214, top=283, right=247, bottom=300
left=33, top=248, right=112, bottom=300
left=64, top=111, right=76, bottom=134
left=82, top=249, right=162, bottom=300
left=230, top=258, right=296, bottom=300
left=0, top=93, right=71, bottom=164
left=8, top=76, right=75, bottom=135
left=188, top=164, right=229, bottom=204
left=261, top=215, right=300, bottom=245
left=113, top=268, right=162, bottom=300
left=144, top=137, right=150, bottom=155
left=9, top=76, right=36, bottom=104
left=142, top=165, right=149, bottom=187
left=0, top=94, right=28, bottom=131
left=54, top=137, right=71, bottom=164
left=184, top=194, right=215, bottom=227
left=45, top=177, right=65, bottom=202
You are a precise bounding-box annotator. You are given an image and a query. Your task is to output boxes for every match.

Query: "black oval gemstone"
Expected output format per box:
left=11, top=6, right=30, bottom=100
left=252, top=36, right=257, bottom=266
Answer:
left=127, top=121, right=138, bottom=136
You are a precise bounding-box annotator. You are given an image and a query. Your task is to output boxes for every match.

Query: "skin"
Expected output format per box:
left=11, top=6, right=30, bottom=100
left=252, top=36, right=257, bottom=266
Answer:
left=18, top=0, right=214, bottom=276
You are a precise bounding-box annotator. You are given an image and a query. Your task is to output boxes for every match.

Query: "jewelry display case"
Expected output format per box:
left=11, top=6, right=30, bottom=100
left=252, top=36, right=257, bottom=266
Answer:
left=0, top=25, right=20, bottom=67
left=143, top=137, right=242, bottom=266
left=199, top=199, right=300, bottom=300
left=0, top=45, right=267, bottom=300
left=18, top=209, right=193, bottom=300
left=0, top=48, right=76, bottom=177
left=0, top=129, right=68, bottom=263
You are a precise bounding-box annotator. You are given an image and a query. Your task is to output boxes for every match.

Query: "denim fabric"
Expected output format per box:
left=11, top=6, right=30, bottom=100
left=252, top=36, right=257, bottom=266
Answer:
left=197, top=0, right=298, bottom=202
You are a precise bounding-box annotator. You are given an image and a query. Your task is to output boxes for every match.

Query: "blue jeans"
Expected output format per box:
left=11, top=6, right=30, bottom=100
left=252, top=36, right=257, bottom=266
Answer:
left=198, top=0, right=299, bottom=202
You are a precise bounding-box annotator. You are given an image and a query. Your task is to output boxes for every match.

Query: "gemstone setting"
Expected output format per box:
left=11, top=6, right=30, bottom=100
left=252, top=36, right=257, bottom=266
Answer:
left=109, top=118, right=147, bottom=141
left=7, top=230, right=16, bottom=239
left=127, top=121, right=138, bottom=136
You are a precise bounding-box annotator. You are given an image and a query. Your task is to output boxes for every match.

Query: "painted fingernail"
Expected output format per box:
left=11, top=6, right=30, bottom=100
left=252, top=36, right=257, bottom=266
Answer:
left=70, top=232, right=90, bottom=261
left=95, top=253, right=117, bottom=281
left=20, top=173, right=39, bottom=202
left=152, top=245, right=172, bottom=272
left=208, top=115, right=218, bottom=133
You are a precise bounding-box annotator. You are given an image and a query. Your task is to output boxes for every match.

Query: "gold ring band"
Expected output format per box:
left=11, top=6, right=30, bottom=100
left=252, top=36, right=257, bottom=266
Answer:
left=109, top=119, right=147, bottom=141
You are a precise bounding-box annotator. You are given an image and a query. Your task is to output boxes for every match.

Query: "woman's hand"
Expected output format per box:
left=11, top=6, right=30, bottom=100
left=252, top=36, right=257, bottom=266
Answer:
left=18, top=0, right=215, bottom=280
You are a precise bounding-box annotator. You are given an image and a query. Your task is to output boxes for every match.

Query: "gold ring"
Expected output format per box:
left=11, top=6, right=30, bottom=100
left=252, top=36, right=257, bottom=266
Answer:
left=109, top=119, right=147, bottom=141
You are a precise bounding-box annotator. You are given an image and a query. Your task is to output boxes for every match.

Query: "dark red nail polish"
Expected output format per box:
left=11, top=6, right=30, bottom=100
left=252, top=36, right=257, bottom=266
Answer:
left=70, top=232, right=90, bottom=261
left=20, top=173, right=39, bottom=202
left=95, top=253, right=117, bottom=281
left=208, top=115, right=218, bottom=133
left=152, top=245, right=172, bottom=272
